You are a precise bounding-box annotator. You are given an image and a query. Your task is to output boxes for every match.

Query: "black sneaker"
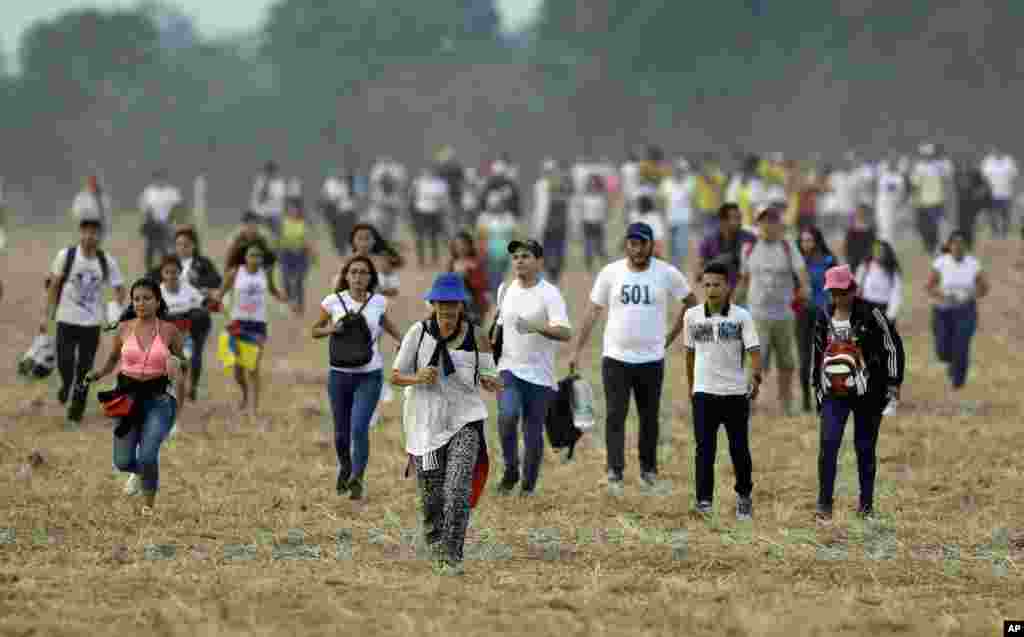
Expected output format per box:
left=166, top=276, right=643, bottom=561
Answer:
left=497, top=473, right=518, bottom=495
left=57, top=385, right=69, bottom=405
left=856, top=504, right=875, bottom=520
left=336, top=466, right=351, bottom=495
left=347, top=477, right=363, bottom=501
left=640, top=471, right=658, bottom=489
left=815, top=507, right=833, bottom=525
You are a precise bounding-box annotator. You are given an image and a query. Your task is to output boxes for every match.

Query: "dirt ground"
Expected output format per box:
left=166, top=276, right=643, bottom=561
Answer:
left=1, top=213, right=1022, bottom=637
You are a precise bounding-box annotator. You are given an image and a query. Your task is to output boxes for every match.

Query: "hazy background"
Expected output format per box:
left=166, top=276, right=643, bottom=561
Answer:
left=1, top=0, right=1022, bottom=224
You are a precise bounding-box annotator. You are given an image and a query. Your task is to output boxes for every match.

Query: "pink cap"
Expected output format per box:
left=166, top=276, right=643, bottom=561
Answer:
left=824, top=264, right=855, bottom=290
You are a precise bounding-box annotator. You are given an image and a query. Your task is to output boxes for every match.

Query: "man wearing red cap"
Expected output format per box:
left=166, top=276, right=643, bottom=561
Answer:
left=811, top=264, right=904, bottom=522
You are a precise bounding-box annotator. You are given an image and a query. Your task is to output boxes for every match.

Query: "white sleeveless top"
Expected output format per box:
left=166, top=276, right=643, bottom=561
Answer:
left=232, top=267, right=269, bottom=323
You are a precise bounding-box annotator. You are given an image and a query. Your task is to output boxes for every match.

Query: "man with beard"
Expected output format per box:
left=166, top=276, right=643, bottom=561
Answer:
left=570, top=222, right=697, bottom=495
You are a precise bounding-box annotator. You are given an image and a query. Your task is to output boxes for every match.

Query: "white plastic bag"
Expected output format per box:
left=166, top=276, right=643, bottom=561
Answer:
left=570, top=376, right=595, bottom=432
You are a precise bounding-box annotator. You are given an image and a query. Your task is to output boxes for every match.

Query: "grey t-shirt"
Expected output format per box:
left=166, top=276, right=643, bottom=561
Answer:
left=741, top=239, right=806, bottom=321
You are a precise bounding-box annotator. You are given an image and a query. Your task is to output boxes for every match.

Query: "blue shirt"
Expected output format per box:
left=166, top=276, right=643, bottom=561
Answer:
left=805, top=253, right=836, bottom=311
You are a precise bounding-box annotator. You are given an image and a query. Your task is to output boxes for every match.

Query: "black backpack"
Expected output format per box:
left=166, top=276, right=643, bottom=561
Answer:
left=329, top=293, right=375, bottom=368
left=488, top=282, right=509, bottom=363
left=545, top=374, right=583, bottom=459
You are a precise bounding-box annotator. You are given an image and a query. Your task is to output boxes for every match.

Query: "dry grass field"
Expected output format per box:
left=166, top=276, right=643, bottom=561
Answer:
left=1, top=211, right=1023, bottom=636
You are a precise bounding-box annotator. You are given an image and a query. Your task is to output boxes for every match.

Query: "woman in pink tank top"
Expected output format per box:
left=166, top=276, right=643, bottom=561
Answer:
left=87, top=278, right=188, bottom=515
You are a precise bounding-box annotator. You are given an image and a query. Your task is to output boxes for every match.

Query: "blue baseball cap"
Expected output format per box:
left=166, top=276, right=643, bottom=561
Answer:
left=626, top=222, right=654, bottom=242
left=423, top=272, right=469, bottom=303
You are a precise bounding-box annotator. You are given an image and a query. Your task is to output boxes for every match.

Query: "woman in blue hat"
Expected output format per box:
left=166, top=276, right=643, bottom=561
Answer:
left=391, top=272, right=503, bottom=575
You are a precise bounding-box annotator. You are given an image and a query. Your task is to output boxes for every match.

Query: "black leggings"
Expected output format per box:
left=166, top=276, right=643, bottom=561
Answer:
left=189, top=311, right=212, bottom=390
left=795, top=307, right=816, bottom=410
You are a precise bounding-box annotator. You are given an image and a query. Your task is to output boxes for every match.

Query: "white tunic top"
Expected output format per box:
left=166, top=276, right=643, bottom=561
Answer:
left=231, top=267, right=269, bottom=323
left=395, top=322, right=490, bottom=459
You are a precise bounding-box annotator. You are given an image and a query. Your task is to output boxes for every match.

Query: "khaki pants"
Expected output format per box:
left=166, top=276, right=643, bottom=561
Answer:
left=754, top=318, right=796, bottom=371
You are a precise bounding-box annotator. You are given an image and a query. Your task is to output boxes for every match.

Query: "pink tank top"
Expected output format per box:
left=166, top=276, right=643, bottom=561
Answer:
left=121, top=322, right=171, bottom=378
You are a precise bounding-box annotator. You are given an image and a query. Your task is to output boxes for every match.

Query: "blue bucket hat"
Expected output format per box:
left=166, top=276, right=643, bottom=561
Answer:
left=424, top=272, right=469, bottom=303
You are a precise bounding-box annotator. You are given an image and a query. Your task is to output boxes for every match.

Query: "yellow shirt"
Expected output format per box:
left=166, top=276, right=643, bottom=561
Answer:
left=695, top=173, right=725, bottom=213
left=280, top=217, right=307, bottom=251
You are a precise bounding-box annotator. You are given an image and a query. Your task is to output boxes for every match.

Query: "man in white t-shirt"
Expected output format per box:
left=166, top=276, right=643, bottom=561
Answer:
left=910, top=144, right=953, bottom=255
left=570, top=222, right=697, bottom=495
left=139, top=170, right=184, bottom=271
left=684, top=261, right=761, bottom=519
left=660, top=158, right=696, bottom=272
left=250, top=161, right=287, bottom=238
left=41, top=219, right=126, bottom=426
left=980, top=148, right=1018, bottom=239
left=410, top=167, right=450, bottom=267
left=494, top=239, right=572, bottom=496
left=737, top=205, right=808, bottom=417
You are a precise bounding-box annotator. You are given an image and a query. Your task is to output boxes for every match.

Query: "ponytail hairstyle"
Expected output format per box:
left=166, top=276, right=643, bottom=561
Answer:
left=872, top=239, right=901, bottom=277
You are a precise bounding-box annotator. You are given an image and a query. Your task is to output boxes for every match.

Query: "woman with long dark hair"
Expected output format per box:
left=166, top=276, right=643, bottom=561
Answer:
left=86, top=277, right=188, bottom=514
left=213, top=242, right=287, bottom=424
left=447, top=231, right=490, bottom=323
left=166, top=226, right=222, bottom=401
left=391, top=273, right=503, bottom=575
left=347, top=223, right=402, bottom=298
left=926, top=231, right=989, bottom=390
left=855, top=239, right=903, bottom=323
left=796, top=225, right=837, bottom=412
left=312, top=256, right=402, bottom=500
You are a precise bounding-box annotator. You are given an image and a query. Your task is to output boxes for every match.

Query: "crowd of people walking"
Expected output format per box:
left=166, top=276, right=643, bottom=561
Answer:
left=10, top=139, right=1017, bottom=574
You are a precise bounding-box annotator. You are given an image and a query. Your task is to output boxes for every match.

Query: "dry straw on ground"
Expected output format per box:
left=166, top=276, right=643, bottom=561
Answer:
left=0, top=214, right=1022, bottom=636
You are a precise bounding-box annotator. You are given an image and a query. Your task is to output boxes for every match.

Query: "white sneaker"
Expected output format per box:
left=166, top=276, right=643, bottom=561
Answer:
left=168, top=424, right=177, bottom=439
left=124, top=474, right=141, bottom=496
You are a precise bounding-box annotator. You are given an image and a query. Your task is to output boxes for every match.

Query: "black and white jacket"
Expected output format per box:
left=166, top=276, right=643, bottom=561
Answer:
left=811, top=298, right=905, bottom=410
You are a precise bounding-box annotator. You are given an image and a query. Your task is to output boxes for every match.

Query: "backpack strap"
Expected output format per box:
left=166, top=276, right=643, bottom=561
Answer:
left=97, top=249, right=109, bottom=283
left=412, top=320, right=428, bottom=374
left=53, top=246, right=77, bottom=318
left=337, top=291, right=373, bottom=317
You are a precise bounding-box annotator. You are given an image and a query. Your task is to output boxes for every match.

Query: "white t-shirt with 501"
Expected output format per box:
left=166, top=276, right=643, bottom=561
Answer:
left=497, top=278, right=571, bottom=389
left=590, top=258, right=692, bottom=364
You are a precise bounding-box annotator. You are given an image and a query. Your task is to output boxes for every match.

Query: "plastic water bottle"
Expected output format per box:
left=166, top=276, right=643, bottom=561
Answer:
left=183, top=335, right=194, bottom=361
left=570, top=376, right=595, bottom=432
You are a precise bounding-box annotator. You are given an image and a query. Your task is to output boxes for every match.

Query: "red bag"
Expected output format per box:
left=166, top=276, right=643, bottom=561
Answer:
left=101, top=394, right=134, bottom=418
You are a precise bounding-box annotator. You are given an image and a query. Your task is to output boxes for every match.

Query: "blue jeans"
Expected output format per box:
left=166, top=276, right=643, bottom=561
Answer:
left=328, top=369, right=384, bottom=480
left=279, top=249, right=309, bottom=310
left=582, top=222, right=606, bottom=270
left=498, top=371, right=555, bottom=492
left=112, top=394, right=178, bottom=493
left=818, top=395, right=883, bottom=512
left=669, top=222, right=689, bottom=271
left=932, top=302, right=977, bottom=388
